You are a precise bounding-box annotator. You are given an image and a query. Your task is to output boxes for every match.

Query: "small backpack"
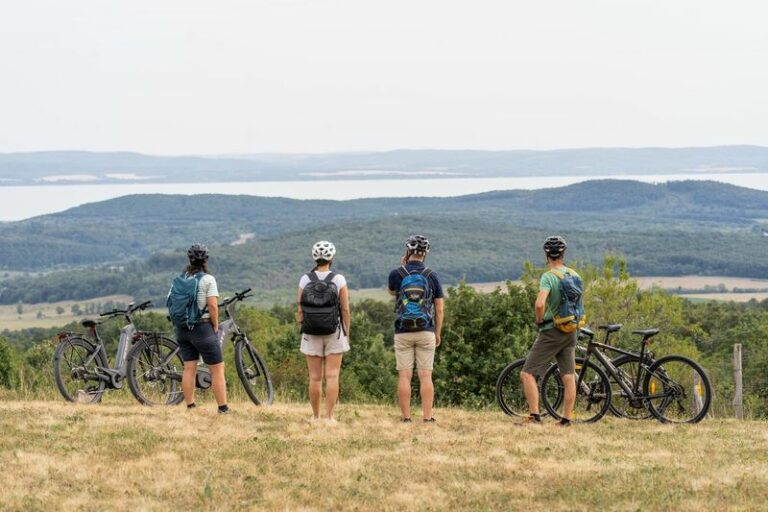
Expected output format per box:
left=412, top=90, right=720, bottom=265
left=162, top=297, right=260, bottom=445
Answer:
left=395, top=267, right=434, bottom=331
left=549, top=268, right=586, bottom=333
left=167, top=272, right=207, bottom=329
left=300, top=272, right=342, bottom=336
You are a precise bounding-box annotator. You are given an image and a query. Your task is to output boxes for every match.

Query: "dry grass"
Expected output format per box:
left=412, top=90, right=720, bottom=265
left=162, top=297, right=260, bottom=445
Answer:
left=1, top=401, right=767, bottom=511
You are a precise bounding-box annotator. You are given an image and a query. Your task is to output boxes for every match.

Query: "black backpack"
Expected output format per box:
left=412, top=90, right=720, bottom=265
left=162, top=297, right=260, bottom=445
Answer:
left=300, top=272, right=342, bottom=336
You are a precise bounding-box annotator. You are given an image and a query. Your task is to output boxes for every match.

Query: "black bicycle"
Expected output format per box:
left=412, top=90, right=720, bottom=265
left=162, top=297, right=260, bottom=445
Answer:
left=126, top=288, right=274, bottom=406
left=53, top=301, right=177, bottom=404
left=540, top=325, right=712, bottom=423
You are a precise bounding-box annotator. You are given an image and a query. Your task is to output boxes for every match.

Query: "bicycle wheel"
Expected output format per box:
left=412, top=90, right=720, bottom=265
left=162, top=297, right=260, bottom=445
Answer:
left=642, top=355, right=712, bottom=424
left=234, top=338, right=274, bottom=406
left=496, top=359, right=556, bottom=417
left=608, top=355, right=653, bottom=420
left=541, top=357, right=612, bottom=423
left=53, top=336, right=107, bottom=403
left=127, top=335, right=184, bottom=406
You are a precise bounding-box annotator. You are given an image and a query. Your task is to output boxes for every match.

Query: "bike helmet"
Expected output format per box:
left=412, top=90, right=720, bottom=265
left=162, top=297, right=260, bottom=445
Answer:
left=312, top=241, right=336, bottom=261
left=543, top=236, right=567, bottom=258
left=187, top=243, right=209, bottom=262
left=405, top=235, right=430, bottom=254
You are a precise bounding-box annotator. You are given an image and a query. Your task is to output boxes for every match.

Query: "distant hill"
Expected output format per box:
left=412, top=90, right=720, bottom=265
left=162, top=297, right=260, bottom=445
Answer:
left=1, top=146, right=767, bottom=185
left=0, top=179, right=767, bottom=304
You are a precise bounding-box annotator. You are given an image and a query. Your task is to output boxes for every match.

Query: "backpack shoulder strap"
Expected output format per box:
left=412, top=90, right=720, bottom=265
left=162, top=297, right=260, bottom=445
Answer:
left=397, top=266, right=409, bottom=279
left=323, top=272, right=337, bottom=283
left=420, top=267, right=433, bottom=279
left=307, top=272, right=319, bottom=282
left=549, top=269, right=565, bottom=280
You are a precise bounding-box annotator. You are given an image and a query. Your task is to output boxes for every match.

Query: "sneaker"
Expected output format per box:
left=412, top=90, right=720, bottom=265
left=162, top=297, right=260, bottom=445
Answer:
left=423, top=417, right=436, bottom=423
left=401, top=417, right=412, bottom=423
left=217, top=405, right=231, bottom=415
left=516, top=415, right=543, bottom=427
left=324, top=417, right=338, bottom=426
left=307, top=416, right=321, bottom=424
left=555, top=418, right=572, bottom=427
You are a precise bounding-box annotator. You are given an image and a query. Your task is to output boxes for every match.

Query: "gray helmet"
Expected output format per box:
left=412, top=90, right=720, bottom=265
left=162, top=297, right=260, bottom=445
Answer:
left=405, top=235, right=430, bottom=254
left=187, top=243, right=209, bottom=262
left=543, top=236, right=567, bottom=258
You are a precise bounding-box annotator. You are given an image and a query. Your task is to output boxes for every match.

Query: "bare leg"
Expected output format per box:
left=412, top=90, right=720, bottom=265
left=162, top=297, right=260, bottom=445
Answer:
left=398, top=369, right=413, bottom=419
left=306, top=355, right=323, bottom=418
left=520, top=371, right=540, bottom=415
left=417, top=369, right=434, bottom=419
left=323, top=353, right=343, bottom=420
left=208, top=362, right=228, bottom=406
left=182, top=361, right=198, bottom=406
left=560, top=373, right=576, bottom=420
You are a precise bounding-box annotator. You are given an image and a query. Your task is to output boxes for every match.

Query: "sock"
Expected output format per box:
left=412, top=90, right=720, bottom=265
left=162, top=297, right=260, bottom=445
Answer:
left=187, top=403, right=196, bottom=409
left=218, top=404, right=229, bottom=413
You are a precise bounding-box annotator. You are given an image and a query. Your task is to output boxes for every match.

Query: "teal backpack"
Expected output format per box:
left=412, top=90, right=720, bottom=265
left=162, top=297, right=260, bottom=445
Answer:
left=167, top=272, right=206, bottom=329
left=550, top=268, right=586, bottom=333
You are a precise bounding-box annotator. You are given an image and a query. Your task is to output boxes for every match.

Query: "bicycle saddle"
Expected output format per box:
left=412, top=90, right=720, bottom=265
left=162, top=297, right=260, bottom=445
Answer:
left=81, top=319, right=99, bottom=328
left=579, top=327, right=595, bottom=338
left=597, top=324, right=622, bottom=333
left=632, top=328, right=660, bottom=338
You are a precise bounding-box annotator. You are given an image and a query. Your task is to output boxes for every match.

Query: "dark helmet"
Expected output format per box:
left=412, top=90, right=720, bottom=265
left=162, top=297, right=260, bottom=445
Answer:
left=405, top=235, right=430, bottom=254
left=543, top=236, right=567, bottom=258
left=187, top=243, right=209, bottom=262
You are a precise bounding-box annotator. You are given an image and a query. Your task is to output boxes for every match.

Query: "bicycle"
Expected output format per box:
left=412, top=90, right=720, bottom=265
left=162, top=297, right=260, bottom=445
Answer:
left=53, top=301, right=179, bottom=404
left=126, top=288, right=274, bottom=406
left=540, top=325, right=712, bottom=423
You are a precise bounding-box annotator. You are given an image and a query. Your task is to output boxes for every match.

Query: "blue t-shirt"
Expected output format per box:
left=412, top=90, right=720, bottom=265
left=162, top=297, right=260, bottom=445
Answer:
left=388, top=260, right=444, bottom=333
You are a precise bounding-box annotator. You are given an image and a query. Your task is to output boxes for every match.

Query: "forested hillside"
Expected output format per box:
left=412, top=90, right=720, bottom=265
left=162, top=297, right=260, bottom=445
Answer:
left=0, top=180, right=767, bottom=305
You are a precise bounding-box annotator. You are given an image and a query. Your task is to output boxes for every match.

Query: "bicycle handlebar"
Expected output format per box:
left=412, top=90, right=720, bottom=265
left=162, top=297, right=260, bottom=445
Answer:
left=98, top=300, right=153, bottom=318
left=219, top=288, right=252, bottom=308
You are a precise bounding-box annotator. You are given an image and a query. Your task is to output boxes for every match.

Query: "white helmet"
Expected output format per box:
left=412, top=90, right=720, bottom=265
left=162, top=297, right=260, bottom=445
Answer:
left=311, top=241, right=336, bottom=261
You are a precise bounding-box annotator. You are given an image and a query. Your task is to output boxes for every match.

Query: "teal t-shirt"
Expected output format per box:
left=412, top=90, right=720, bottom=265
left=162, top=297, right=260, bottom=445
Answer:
left=539, top=266, right=580, bottom=330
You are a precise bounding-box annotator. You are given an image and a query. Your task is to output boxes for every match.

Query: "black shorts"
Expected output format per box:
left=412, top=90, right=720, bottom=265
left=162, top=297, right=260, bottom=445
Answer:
left=176, top=322, right=223, bottom=365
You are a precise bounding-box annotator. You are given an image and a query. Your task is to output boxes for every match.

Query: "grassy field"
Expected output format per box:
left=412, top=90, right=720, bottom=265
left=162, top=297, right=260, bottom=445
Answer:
left=1, top=401, right=766, bottom=511
left=0, top=295, right=133, bottom=330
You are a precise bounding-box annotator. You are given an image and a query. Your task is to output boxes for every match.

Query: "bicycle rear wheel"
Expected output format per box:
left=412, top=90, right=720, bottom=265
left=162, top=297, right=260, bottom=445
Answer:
left=127, top=335, right=184, bottom=406
left=643, top=355, right=712, bottom=424
left=496, top=359, right=556, bottom=417
left=234, top=338, right=274, bottom=406
left=608, top=355, right=653, bottom=420
left=53, top=336, right=107, bottom=403
left=541, top=357, right=612, bottom=423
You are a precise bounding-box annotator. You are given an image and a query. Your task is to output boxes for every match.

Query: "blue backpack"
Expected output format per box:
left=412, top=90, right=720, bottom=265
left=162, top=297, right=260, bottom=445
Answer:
left=395, top=267, right=434, bottom=331
left=550, top=268, right=586, bottom=333
left=167, top=272, right=206, bottom=329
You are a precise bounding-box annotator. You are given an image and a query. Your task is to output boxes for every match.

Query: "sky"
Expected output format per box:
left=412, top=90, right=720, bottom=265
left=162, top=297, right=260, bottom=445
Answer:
left=1, top=0, right=767, bottom=155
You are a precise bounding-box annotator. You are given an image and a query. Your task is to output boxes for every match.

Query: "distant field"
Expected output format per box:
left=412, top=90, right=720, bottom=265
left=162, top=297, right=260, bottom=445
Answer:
left=635, top=276, right=768, bottom=291
left=0, top=295, right=133, bottom=330
left=0, top=401, right=766, bottom=511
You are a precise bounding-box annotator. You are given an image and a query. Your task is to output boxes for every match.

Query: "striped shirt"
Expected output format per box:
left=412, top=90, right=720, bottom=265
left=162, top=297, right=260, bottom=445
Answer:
left=196, top=274, right=219, bottom=318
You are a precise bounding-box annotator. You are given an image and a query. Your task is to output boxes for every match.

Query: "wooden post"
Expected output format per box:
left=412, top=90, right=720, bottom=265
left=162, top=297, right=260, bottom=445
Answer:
left=733, top=344, right=743, bottom=420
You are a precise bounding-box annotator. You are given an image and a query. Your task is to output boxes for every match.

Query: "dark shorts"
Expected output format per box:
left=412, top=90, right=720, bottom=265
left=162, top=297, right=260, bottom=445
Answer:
left=522, top=328, right=577, bottom=377
left=176, top=322, right=223, bottom=365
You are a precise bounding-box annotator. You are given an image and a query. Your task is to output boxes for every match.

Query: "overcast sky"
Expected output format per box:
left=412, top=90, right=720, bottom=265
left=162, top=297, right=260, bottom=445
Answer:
left=1, top=1, right=766, bottom=154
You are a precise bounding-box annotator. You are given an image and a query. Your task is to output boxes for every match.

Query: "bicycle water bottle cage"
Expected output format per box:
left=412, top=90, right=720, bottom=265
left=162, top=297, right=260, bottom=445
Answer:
left=598, top=324, right=622, bottom=333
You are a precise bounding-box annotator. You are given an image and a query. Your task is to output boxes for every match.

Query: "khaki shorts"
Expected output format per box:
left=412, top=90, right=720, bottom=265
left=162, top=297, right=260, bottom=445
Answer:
left=522, top=328, right=577, bottom=377
left=300, top=329, right=350, bottom=358
left=394, top=331, right=436, bottom=371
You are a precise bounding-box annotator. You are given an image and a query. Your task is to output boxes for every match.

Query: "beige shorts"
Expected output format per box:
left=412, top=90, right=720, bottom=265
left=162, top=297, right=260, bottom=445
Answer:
left=300, top=329, right=350, bottom=358
left=394, top=331, right=436, bottom=371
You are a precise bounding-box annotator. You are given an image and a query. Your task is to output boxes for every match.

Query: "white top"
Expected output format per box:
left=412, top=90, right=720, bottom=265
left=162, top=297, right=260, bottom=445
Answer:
left=298, top=271, right=347, bottom=292
left=196, top=274, right=219, bottom=318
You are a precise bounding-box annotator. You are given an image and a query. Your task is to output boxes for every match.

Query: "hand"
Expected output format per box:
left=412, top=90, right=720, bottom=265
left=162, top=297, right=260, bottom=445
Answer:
left=435, top=333, right=441, bottom=347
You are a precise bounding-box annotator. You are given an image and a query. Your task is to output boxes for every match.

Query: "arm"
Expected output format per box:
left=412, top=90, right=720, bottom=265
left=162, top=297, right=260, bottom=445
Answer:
left=535, top=289, right=550, bottom=325
left=296, top=287, right=303, bottom=324
left=434, top=297, right=444, bottom=347
left=207, top=296, right=219, bottom=333
left=339, top=286, right=351, bottom=337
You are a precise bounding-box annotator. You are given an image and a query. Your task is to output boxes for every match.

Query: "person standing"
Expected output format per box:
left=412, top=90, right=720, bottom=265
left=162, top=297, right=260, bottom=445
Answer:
left=167, top=243, right=229, bottom=414
left=520, top=236, right=581, bottom=426
left=388, top=235, right=444, bottom=423
left=297, top=241, right=351, bottom=424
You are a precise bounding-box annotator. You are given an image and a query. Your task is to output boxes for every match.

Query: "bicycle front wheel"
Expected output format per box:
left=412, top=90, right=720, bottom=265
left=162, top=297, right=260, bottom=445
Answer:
left=53, top=336, right=107, bottom=403
left=643, top=355, right=712, bottom=424
left=608, top=355, right=653, bottom=420
left=541, top=357, right=612, bottom=423
left=496, top=359, right=556, bottom=417
left=127, top=335, right=184, bottom=406
left=235, top=338, right=274, bottom=406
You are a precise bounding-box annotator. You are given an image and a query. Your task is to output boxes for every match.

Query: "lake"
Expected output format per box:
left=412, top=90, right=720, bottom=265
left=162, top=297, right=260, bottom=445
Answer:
left=1, top=172, right=767, bottom=221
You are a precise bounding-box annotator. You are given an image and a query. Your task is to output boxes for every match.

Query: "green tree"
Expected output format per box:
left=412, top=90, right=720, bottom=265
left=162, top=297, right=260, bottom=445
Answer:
left=0, top=337, right=16, bottom=388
